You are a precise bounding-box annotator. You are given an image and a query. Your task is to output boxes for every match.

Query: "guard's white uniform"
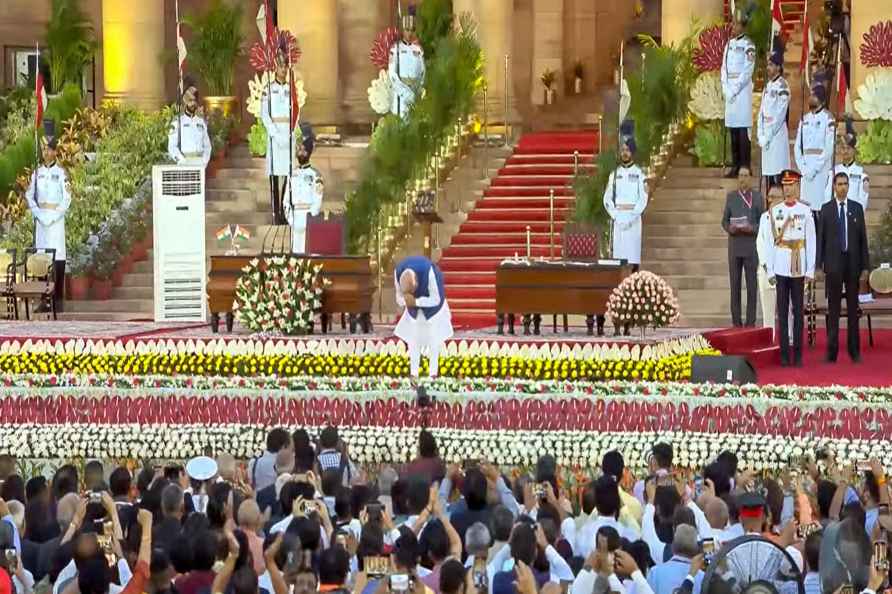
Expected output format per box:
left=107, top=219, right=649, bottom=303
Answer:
left=794, top=109, right=835, bottom=211
left=756, top=210, right=776, bottom=329
left=757, top=75, right=791, bottom=176
left=25, top=163, right=71, bottom=261
left=167, top=112, right=212, bottom=167
left=603, top=163, right=648, bottom=265
left=284, top=165, right=324, bottom=254
left=765, top=201, right=816, bottom=280
left=260, top=80, right=296, bottom=176
left=721, top=35, right=756, bottom=128
left=824, top=161, right=870, bottom=211
left=388, top=40, right=425, bottom=119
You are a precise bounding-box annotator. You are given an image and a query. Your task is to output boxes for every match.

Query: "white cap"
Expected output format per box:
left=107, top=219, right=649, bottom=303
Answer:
left=186, top=456, right=218, bottom=481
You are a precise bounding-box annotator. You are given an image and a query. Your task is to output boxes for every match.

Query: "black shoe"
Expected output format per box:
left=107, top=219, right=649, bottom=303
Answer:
left=851, top=354, right=861, bottom=363
left=825, top=355, right=837, bottom=363
left=780, top=359, right=789, bottom=367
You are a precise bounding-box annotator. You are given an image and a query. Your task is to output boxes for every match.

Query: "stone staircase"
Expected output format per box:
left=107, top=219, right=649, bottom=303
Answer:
left=62, top=142, right=368, bottom=321
left=644, top=156, right=892, bottom=328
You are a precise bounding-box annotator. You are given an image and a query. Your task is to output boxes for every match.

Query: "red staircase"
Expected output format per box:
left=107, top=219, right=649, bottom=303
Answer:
left=723, top=0, right=805, bottom=34
left=704, top=327, right=780, bottom=369
left=440, top=130, right=598, bottom=328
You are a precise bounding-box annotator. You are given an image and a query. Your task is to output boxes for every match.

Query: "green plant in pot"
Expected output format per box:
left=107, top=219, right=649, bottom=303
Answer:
left=65, top=246, right=92, bottom=300
left=45, top=0, right=99, bottom=94
left=183, top=0, right=245, bottom=118
left=90, top=231, right=120, bottom=299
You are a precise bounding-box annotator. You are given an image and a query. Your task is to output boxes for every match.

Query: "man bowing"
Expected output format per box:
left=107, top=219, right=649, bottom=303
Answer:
left=394, top=256, right=454, bottom=379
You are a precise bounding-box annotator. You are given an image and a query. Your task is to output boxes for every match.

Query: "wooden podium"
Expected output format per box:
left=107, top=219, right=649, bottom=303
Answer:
left=413, top=211, right=443, bottom=259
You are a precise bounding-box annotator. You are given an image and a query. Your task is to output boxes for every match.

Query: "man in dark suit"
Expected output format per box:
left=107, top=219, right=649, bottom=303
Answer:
left=722, top=167, right=764, bottom=326
left=817, top=171, right=870, bottom=362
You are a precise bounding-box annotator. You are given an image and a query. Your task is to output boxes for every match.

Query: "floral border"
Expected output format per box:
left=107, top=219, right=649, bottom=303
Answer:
left=3, top=424, right=891, bottom=471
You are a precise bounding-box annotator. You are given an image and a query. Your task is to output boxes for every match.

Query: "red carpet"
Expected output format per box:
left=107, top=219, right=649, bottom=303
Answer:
left=442, top=129, right=598, bottom=328
left=705, top=327, right=892, bottom=387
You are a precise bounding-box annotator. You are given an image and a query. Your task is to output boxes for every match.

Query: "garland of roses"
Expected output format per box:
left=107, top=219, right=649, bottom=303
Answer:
left=3, top=425, right=890, bottom=472
left=233, top=256, right=329, bottom=335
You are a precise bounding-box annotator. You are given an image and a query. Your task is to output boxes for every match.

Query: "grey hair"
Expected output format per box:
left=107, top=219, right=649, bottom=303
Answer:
left=56, top=493, right=81, bottom=530
left=161, top=483, right=185, bottom=516
left=465, top=522, right=492, bottom=556
left=672, top=524, right=700, bottom=558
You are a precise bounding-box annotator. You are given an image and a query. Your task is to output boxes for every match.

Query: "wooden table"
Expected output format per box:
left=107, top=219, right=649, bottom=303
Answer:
left=207, top=255, right=375, bottom=333
left=495, top=260, right=631, bottom=335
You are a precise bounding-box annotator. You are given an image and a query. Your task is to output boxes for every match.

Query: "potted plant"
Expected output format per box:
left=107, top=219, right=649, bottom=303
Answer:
left=65, top=247, right=92, bottom=300
left=130, top=214, right=150, bottom=262
left=91, top=232, right=119, bottom=299
left=541, top=69, right=557, bottom=105
left=184, top=0, right=245, bottom=118
left=573, top=60, right=584, bottom=94
left=45, top=0, right=99, bottom=94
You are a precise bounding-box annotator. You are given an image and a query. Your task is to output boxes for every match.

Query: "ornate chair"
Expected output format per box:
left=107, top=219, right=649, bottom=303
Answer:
left=306, top=211, right=346, bottom=255
left=14, top=248, right=57, bottom=320
left=0, top=248, right=17, bottom=320
left=555, top=222, right=601, bottom=331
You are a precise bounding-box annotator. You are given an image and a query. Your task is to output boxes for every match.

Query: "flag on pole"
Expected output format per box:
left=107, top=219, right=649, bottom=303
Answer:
left=836, top=40, right=849, bottom=113
left=216, top=225, right=233, bottom=241
left=176, top=15, right=187, bottom=94
left=290, top=74, right=300, bottom=130
left=618, top=41, right=630, bottom=133
left=35, top=65, right=47, bottom=130
left=770, top=0, right=784, bottom=47
left=233, top=225, right=251, bottom=241
left=800, top=12, right=813, bottom=86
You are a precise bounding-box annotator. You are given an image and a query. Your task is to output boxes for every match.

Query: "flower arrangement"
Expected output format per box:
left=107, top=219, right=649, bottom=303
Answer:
left=234, top=256, right=329, bottom=335
left=607, top=271, right=681, bottom=331
left=247, top=71, right=307, bottom=120
left=854, top=70, right=892, bottom=120
left=368, top=71, right=394, bottom=116
left=688, top=72, right=724, bottom=120
left=369, top=27, right=401, bottom=71
left=859, top=20, right=892, bottom=68
left=692, top=24, right=733, bottom=73
left=248, top=122, right=267, bottom=157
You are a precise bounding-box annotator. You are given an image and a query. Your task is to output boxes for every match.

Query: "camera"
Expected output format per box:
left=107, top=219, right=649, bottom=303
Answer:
left=533, top=483, right=547, bottom=500
left=88, top=491, right=102, bottom=503
left=472, top=557, right=488, bottom=590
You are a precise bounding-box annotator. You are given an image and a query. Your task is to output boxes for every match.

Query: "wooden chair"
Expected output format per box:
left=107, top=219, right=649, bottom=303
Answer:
left=306, top=212, right=346, bottom=255
left=554, top=222, right=601, bottom=331
left=0, top=248, right=17, bottom=320
left=13, top=248, right=57, bottom=320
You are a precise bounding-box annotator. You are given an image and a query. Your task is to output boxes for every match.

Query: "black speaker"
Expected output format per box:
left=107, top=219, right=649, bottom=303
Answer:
left=691, top=355, right=757, bottom=384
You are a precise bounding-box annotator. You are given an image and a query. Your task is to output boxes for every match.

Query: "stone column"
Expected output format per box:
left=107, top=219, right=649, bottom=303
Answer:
left=280, top=0, right=340, bottom=124
left=455, top=0, right=515, bottom=123
left=850, top=0, right=887, bottom=106
left=661, top=0, right=723, bottom=46
left=338, top=0, right=382, bottom=124
left=101, top=0, right=165, bottom=108
left=530, top=0, right=563, bottom=105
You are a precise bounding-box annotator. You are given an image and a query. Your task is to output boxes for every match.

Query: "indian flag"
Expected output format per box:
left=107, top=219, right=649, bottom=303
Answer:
left=216, top=225, right=232, bottom=241
left=233, top=225, right=251, bottom=241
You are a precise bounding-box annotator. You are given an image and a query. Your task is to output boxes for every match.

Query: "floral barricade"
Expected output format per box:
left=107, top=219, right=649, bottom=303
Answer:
left=3, top=424, right=891, bottom=471
left=234, top=257, right=329, bottom=334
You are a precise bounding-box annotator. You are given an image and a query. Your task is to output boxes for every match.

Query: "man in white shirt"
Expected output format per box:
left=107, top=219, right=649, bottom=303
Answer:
left=167, top=78, right=212, bottom=168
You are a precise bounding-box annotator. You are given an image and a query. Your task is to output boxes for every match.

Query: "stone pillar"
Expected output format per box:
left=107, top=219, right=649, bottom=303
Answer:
left=280, top=0, right=340, bottom=124
left=530, top=0, right=563, bottom=105
left=850, top=0, right=887, bottom=107
left=661, top=0, right=723, bottom=47
left=101, top=0, right=165, bottom=108
left=338, top=0, right=382, bottom=124
left=455, top=0, right=515, bottom=123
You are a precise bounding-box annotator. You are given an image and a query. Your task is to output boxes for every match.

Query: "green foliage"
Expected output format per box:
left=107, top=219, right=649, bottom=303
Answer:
left=248, top=122, right=267, bottom=157
left=206, top=110, right=235, bottom=155
left=45, top=0, right=99, bottom=93
left=183, top=0, right=245, bottom=96
left=871, top=197, right=892, bottom=266
left=858, top=119, right=892, bottom=165
left=691, top=120, right=728, bottom=166
left=572, top=151, right=616, bottom=240
left=345, top=9, right=482, bottom=253
left=744, top=0, right=772, bottom=66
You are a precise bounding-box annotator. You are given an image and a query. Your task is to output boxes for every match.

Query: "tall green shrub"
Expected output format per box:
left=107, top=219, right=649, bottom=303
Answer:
left=183, top=0, right=245, bottom=96
left=45, top=0, right=99, bottom=93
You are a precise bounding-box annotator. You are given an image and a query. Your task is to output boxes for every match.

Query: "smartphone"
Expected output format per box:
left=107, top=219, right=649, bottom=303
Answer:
left=533, top=483, right=546, bottom=500
left=858, top=461, right=874, bottom=473
left=875, top=541, right=889, bottom=572
left=366, top=503, right=383, bottom=521
left=841, top=585, right=855, bottom=594
left=701, top=538, right=715, bottom=563
left=389, top=574, right=410, bottom=593
left=88, top=491, right=102, bottom=503
left=880, top=503, right=890, bottom=516
left=292, top=473, right=309, bottom=483
left=365, top=556, right=391, bottom=578
left=4, top=549, right=16, bottom=565
left=472, top=557, right=488, bottom=590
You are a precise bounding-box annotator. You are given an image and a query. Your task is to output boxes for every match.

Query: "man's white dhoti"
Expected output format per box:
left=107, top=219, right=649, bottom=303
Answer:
left=394, top=301, right=454, bottom=377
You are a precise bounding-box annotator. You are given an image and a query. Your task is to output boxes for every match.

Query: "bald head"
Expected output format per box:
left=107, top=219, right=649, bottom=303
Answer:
left=399, top=269, right=417, bottom=295
left=56, top=493, right=81, bottom=529
left=237, top=498, right=262, bottom=530
left=217, top=453, right=236, bottom=482
left=705, top=497, right=729, bottom=530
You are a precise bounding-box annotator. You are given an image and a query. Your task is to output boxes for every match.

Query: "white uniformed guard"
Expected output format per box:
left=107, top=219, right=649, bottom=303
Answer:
left=721, top=10, right=756, bottom=177
left=766, top=170, right=816, bottom=367
left=388, top=4, right=425, bottom=119
left=394, top=256, right=454, bottom=378
left=25, top=121, right=71, bottom=313
left=284, top=123, right=324, bottom=254
left=757, top=40, right=791, bottom=188
left=260, top=48, right=297, bottom=225
left=167, top=78, right=212, bottom=168
left=794, top=79, right=835, bottom=212
left=825, top=117, right=870, bottom=210
left=603, top=120, right=648, bottom=268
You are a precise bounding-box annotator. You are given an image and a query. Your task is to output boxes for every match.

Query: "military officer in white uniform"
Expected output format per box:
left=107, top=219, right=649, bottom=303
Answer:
left=766, top=170, right=816, bottom=367
left=825, top=117, right=870, bottom=211
left=794, top=81, right=835, bottom=214
left=757, top=41, right=790, bottom=189
left=721, top=10, right=756, bottom=178
left=284, top=123, right=324, bottom=254
left=388, top=4, right=425, bottom=119
left=260, top=49, right=297, bottom=225
left=167, top=78, right=212, bottom=168
left=25, top=122, right=71, bottom=313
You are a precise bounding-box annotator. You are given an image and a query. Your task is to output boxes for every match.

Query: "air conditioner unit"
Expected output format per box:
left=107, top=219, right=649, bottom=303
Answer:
left=152, top=165, right=207, bottom=322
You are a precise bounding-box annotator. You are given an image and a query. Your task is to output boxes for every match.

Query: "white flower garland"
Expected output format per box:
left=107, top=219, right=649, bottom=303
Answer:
left=3, top=424, right=891, bottom=471
left=854, top=70, right=892, bottom=120
left=688, top=72, right=725, bottom=121
left=368, top=70, right=393, bottom=116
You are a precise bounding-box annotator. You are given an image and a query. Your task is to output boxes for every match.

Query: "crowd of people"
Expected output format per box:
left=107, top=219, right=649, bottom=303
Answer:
left=0, top=426, right=890, bottom=594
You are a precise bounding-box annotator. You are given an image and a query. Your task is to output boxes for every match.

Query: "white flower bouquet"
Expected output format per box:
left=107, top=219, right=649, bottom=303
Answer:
left=368, top=70, right=393, bottom=116
left=688, top=72, right=724, bottom=121
left=607, top=271, right=681, bottom=331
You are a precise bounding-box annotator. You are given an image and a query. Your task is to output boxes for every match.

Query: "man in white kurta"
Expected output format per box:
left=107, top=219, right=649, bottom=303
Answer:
left=603, top=125, right=648, bottom=268
left=825, top=119, right=870, bottom=211
left=388, top=7, right=425, bottom=119
left=757, top=44, right=790, bottom=189
left=284, top=123, right=323, bottom=254
left=794, top=84, right=835, bottom=214
left=167, top=80, right=212, bottom=168
left=25, top=133, right=71, bottom=312
left=766, top=170, right=816, bottom=367
left=260, top=53, right=297, bottom=225
left=394, top=256, right=454, bottom=378
left=721, top=12, right=756, bottom=178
